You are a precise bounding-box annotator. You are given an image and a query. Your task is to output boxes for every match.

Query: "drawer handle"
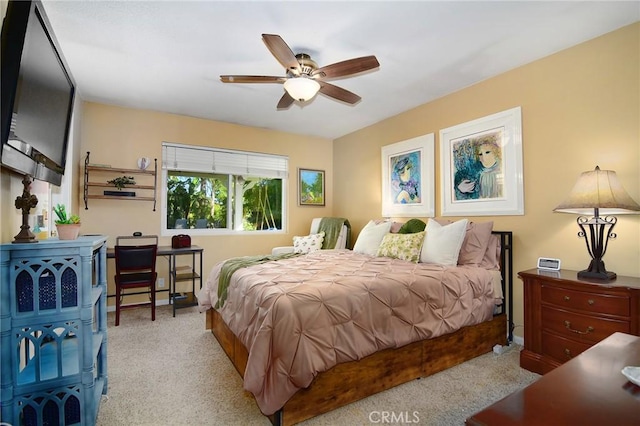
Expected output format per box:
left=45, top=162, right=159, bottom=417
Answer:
left=588, top=299, right=594, bottom=305
left=564, top=348, right=572, bottom=358
left=564, top=321, right=594, bottom=335
left=564, top=296, right=570, bottom=301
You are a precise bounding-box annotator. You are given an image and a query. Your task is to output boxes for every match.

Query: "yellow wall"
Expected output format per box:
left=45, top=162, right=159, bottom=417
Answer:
left=77, top=103, right=333, bottom=300
left=333, top=23, right=640, bottom=340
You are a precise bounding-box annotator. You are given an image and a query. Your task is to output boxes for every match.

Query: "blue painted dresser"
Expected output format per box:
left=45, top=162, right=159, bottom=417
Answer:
left=1, top=236, right=108, bottom=425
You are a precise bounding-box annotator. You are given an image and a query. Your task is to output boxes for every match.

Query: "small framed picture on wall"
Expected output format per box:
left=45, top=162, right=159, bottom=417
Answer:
left=298, top=168, right=325, bottom=206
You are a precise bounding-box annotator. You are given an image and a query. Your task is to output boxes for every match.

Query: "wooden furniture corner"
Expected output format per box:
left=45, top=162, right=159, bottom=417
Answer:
left=519, top=268, right=640, bottom=375
left=467, top=332, right=640, bottom=425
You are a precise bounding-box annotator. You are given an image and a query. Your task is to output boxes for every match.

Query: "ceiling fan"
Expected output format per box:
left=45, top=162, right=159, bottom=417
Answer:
left=220, top=34, right=380, bottom=109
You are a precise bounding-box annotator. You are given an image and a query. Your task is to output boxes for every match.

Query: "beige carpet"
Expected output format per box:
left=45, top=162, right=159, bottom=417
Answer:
left=97, top=305, right=539, bottom=425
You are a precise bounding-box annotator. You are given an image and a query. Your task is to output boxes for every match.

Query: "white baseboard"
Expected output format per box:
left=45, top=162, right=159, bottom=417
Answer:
left=106, top=299, right=170, bottom=313
left=512, top=334, right=524, bottom=346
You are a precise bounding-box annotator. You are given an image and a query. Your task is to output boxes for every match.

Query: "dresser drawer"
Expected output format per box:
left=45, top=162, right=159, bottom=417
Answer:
left=520, top=269, right=640, bottom=375
left=542, top=306, right=630, bottom=344
left=542, top=331, right=591, bottom=363
left=541, top=285, right=630, bottom=316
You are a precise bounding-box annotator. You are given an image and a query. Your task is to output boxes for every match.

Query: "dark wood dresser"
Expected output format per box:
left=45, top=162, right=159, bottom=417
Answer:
left=519, top=268, right=640, bottom=375
left=467, top=332, right=640, bottom=425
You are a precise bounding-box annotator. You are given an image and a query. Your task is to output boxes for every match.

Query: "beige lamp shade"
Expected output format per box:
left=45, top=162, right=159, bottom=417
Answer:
left=554, top=166, right=640, bottom=215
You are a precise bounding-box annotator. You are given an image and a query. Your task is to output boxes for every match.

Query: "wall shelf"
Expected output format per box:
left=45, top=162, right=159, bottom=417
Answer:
left=84, top=152, right=157, bottom=210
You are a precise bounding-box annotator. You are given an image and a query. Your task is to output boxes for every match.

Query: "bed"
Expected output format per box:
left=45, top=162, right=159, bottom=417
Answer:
left=198, top=220, right=513, bottom=426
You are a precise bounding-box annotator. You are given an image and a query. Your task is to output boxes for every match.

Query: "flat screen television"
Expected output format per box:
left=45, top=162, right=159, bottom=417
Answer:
left=1, top=0, right=75, bottom=186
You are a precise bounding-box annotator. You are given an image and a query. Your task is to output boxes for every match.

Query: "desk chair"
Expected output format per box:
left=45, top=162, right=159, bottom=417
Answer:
left=114, top=236, right=158, bottom=326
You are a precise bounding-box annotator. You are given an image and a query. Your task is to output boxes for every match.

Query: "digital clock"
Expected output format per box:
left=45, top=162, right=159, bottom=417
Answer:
left=537, top=257, right=561, bottom=271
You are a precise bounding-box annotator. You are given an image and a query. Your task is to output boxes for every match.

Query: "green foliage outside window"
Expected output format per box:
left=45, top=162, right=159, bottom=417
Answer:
left=166, top=172, right=282, bottom=231
left=242, top=178, right=282, bottom=230
left=166, top=174, right=226, bottom=229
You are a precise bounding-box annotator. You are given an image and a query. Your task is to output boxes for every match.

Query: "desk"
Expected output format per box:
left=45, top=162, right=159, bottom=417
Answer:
left=466, top=332, right=640, bottom=425
left=107, top=245, right=203, bottom=317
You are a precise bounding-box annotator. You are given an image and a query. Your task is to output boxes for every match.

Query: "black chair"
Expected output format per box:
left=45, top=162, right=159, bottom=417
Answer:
left=114, top=244, right=158, bottom=326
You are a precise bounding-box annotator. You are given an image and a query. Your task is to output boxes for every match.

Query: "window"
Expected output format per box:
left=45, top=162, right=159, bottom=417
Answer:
left=161, top=142, right=287, bottom=234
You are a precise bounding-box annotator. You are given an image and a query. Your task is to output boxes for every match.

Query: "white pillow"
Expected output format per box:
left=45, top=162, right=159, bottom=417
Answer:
left=420, top=218, right=469, bottom=265
left=293, top=232, right=325, bottom=254
left=353, top=220, right=392, bottom=256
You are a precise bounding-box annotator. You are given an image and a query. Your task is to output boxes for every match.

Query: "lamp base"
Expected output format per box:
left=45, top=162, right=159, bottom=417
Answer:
left=577, top=269, right=616, bottom=281
left=577, top=257, right=617, bottom=281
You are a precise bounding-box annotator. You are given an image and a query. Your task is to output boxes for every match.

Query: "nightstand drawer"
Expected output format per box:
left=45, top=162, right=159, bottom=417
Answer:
left=542, top=331, right=591, bottom=363
left=541, top=285, right=629, bottom=316
left=542, top=306, right=630, bottom=344
left=519, top=269, right=640, bottom=375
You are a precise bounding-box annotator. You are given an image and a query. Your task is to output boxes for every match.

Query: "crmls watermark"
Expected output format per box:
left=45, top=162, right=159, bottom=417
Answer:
left=368, top=411, right=421, bottom=424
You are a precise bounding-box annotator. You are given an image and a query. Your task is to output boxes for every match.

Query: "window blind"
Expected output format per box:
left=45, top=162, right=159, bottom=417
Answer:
left=162, top=142, right=288, bottom=178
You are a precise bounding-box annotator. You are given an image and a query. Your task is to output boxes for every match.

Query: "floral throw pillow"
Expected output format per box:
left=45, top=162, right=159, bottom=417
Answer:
left=376, top=231, right=425, bottom=263
left=293, top=232, right=325, bottom=254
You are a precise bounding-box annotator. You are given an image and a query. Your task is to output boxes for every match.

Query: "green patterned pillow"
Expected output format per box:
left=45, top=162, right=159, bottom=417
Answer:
left=376, top=231, right=425, bottom=263
left=398, top=218, right=426, bottom=234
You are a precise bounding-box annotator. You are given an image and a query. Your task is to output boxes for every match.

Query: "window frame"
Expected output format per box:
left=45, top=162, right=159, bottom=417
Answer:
left=160, top=142, right=288, bottom=237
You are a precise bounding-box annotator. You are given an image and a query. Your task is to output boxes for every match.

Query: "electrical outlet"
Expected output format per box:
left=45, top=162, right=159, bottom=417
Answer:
left=157, top=278, right=165, bottom=288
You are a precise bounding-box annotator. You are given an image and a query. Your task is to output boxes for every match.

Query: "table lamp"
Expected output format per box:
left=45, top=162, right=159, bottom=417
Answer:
left=554, top=166, right=640, bottom=281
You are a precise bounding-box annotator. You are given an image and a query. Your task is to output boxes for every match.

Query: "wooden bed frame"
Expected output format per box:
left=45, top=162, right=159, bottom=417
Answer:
left=205, top=231, right=513, bottom=425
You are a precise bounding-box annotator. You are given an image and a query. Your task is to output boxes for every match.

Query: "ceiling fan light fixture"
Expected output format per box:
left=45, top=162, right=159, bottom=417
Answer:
left=283, top=77, right=320, bottom=102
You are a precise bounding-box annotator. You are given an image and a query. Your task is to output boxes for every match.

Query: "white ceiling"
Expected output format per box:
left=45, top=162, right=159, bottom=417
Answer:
left=41, top=1, right=640, bottom=140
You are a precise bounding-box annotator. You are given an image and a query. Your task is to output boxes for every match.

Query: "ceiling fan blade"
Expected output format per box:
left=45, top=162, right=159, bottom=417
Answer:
left=318, top=82, right=361, bottom=104
left=277, top=92, right=294, bottom=109
left=262, top=34, right=301, bottom=74
left=313, top=56, right=380, bottom=79
left=220, top=75, right=286, bottom=84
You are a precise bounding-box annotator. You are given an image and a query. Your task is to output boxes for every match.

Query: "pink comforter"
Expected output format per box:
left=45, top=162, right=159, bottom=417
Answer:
left=198, top=249, right=496, bottom=415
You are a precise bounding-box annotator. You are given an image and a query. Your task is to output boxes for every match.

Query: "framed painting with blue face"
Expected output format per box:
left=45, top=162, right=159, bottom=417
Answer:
left=381, top=134, right=434, bottom=218
left=391, top=151, right=421, bottom=204
left=452, top=129, right=504, bottom=201
left=440, top=107, right=524, bottom=216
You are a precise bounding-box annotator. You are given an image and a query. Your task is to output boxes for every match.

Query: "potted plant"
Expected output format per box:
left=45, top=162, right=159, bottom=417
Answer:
left=107, top=176, right=136, bottom=190
left=54, top=204, right=81, bottom=240
left=105, top=175, right=136, bottom=197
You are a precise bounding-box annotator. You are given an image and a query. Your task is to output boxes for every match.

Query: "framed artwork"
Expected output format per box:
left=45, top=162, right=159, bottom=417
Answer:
left=298, top=168, right=325, bottom=206
left=381, top=133, right=435, bottom=218
left=440, top=106, right=524, bottom=216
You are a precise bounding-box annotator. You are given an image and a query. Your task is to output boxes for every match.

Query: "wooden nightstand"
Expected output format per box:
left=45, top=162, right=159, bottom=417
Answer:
left=519, top=268, right=640, bottom=375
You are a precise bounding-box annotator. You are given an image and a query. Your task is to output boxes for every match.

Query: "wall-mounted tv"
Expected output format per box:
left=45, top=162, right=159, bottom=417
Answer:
left=1, top=0, right=75, bottom=186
